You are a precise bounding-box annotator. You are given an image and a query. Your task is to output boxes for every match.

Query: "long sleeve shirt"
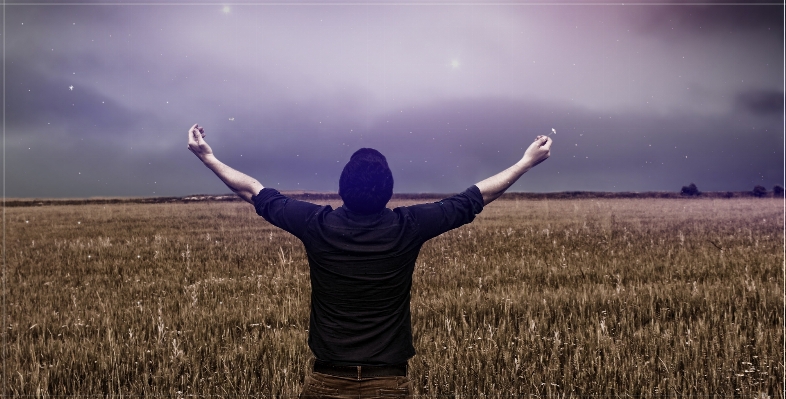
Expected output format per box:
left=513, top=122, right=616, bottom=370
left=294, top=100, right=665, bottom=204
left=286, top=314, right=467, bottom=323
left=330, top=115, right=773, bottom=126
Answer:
left=252, top=185, right=484, bottom=366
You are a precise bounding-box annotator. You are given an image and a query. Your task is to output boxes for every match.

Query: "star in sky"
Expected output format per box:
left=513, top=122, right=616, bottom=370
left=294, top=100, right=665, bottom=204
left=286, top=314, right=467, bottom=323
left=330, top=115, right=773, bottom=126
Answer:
left=69, top=85, right=74, bottom=90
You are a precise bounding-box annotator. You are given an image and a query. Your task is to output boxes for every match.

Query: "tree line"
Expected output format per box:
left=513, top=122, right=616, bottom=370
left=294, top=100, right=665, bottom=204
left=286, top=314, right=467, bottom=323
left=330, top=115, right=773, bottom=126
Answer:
left=681, top=183, right=784, bottom=198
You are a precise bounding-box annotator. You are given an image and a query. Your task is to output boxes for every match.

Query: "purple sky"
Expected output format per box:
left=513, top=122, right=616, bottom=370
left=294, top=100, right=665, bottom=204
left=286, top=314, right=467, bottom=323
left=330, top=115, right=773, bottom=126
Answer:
left=5, top=1, right=784, bottom=198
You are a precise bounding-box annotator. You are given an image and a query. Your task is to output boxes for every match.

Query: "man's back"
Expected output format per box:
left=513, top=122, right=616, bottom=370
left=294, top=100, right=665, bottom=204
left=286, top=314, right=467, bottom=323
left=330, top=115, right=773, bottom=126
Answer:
left=253, top=186, right=484, bottom=365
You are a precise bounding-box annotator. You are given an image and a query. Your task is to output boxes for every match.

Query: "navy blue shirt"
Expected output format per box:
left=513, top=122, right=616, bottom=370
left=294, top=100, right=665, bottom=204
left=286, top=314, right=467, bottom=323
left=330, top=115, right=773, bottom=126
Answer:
left=253, top=185, right=484, bottom=366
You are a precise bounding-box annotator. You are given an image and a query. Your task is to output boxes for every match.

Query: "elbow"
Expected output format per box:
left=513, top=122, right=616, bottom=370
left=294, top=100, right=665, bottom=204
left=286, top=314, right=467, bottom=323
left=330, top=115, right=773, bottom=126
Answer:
left=238, top=192, right=255, bottom=205
left=228, top=187, right=254, bottom=204
left=482, top=193, right=499, bottom=206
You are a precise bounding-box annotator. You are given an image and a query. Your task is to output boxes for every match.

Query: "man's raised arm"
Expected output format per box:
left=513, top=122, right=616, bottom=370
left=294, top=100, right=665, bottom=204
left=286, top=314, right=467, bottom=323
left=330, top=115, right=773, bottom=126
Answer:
left=187, top=124, right=264, bottom=204
left=475, top=135, right=552, bottom=206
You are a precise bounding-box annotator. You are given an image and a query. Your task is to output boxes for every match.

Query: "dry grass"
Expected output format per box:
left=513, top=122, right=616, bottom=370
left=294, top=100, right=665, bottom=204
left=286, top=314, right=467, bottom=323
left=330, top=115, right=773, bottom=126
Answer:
left=4, top=197, right=783, bottom=397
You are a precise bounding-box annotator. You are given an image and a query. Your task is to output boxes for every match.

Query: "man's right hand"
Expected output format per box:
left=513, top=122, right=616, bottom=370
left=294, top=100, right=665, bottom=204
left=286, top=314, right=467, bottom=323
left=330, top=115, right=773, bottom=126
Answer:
left=187, top=123, right=214, bottom=162
left=186, top=123, right=264, bottom=204
left=521, top=135, right=551, bottom=168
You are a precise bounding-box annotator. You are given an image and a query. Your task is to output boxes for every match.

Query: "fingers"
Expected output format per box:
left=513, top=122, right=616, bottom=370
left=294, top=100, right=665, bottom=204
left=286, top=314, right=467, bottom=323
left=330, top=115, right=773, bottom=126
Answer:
left=188, top=124, right=206, bottom=147
left=533, top=135, right=551, bottom=147
left=188, top=124, right=204, bottom=152
left=532, top=135, right=549, bottom=149
left=189, top=124, right=205, bottom=137
left=188, top=124, right=197, bottom=149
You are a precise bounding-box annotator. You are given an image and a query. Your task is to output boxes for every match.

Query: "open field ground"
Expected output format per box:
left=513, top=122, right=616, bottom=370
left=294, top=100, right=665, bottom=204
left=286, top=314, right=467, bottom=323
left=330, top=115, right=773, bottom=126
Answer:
left=4, top=197, right=784, bottom=397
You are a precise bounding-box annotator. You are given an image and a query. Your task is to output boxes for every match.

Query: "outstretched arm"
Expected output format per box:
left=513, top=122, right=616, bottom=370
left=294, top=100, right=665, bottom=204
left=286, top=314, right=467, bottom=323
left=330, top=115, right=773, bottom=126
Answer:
left=475, top=135, right=552, bottom=205
left=187, top=124, right=264, bottom=204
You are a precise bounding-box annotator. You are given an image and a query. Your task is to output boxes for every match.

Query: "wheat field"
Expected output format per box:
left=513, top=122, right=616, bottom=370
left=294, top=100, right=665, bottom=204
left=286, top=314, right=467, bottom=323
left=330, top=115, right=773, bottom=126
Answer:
left=4, top=197, right=783, bottom=397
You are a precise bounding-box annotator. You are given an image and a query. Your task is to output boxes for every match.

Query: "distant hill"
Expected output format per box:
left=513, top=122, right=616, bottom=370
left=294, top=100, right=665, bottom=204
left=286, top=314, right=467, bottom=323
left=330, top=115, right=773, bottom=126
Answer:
left=3, top=191, right=779, bottom=207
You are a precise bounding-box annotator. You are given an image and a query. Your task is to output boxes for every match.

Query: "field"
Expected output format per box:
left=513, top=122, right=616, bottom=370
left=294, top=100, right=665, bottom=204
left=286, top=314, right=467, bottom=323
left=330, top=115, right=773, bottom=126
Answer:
left=4, top=197, right=783, bottom=397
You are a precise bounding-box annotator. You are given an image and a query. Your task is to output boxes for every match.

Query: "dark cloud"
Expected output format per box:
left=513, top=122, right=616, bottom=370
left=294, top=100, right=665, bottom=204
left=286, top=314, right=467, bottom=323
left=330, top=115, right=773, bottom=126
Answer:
left=6, top=63, right=152, bottom=136
left=185, top=97, right=784, bottom=195
left=735, top=90, right=784, bottom=116
left=7, top=91, right=783, bottom=198
left=630, top=4, right=784, bottom=38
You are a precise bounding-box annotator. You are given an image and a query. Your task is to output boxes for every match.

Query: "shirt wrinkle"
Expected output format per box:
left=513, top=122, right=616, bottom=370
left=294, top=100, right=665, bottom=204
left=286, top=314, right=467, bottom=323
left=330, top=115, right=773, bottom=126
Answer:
left=253, top=185, right=483, bottom=366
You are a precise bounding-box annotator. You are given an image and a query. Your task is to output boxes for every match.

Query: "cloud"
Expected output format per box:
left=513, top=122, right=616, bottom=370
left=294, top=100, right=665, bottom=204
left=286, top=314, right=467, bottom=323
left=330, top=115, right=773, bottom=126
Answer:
left=7, top=90, right=783, bottom=198
left=629, top=4, right=784, bottom=38
left=190, top=96, right=783, bottom=194
left=8, top=66, right=145, bottom=129
left=735, top=90, right=784, bottom=116
left=5, top=3, right=783, bottom=198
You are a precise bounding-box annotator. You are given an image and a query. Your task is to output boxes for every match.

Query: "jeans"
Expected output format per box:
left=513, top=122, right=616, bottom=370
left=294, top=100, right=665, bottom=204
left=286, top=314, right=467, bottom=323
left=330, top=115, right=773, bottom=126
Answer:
left=299, top=370, right=413, bottom=399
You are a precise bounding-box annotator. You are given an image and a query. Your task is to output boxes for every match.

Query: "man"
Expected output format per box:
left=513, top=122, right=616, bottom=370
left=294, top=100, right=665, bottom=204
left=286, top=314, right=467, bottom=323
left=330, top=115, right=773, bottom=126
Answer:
left=187, top=123, right=552, bottom=397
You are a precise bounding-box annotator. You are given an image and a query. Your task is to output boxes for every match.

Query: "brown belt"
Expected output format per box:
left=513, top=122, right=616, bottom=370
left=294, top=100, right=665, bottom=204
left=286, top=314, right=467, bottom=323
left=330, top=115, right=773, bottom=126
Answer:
left=313, top=360, right=407, bottom=379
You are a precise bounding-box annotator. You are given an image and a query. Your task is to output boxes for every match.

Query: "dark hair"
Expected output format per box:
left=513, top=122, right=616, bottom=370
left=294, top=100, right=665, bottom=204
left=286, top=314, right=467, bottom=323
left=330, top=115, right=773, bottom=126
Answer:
left=339, top=148, right=394, bottom=214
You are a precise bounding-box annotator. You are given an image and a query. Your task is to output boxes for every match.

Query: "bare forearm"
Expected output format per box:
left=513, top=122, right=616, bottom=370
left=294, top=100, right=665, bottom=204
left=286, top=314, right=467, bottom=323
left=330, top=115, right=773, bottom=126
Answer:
left=475, top=135, right=552, bottom=205
left=475, top=160, right=532, bottom=205
left=201, top=155, right=264, bottom=204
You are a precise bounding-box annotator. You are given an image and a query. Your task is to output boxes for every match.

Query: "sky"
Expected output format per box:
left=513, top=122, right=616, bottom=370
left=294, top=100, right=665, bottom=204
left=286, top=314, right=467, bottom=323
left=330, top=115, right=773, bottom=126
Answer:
left=4, top=0, right=784, bottom=198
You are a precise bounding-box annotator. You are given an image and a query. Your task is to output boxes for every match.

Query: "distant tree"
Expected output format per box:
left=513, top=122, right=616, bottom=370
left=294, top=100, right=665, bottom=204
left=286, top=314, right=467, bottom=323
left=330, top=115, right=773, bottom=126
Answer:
left=681, top=183, right=700, bottom=196
left=752, top=185, right=767, bottom=197
left=723, top=191, right=734, bottom=198
left=773, top=185, right=784, bottom=197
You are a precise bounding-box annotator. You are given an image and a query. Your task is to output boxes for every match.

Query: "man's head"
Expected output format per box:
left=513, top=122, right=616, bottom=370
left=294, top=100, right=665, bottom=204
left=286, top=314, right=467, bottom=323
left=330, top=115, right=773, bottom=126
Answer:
left=339, top=148, right=394, bottom=214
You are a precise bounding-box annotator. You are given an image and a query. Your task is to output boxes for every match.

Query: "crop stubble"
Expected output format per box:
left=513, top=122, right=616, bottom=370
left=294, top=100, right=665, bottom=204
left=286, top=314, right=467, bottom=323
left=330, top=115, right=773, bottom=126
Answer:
left=4, top=197, right=783, bottom=397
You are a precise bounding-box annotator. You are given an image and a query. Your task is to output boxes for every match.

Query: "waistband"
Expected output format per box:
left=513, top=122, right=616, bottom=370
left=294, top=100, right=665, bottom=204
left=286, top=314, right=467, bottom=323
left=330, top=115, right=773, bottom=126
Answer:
left=313, top=359, right=407, bottom=379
